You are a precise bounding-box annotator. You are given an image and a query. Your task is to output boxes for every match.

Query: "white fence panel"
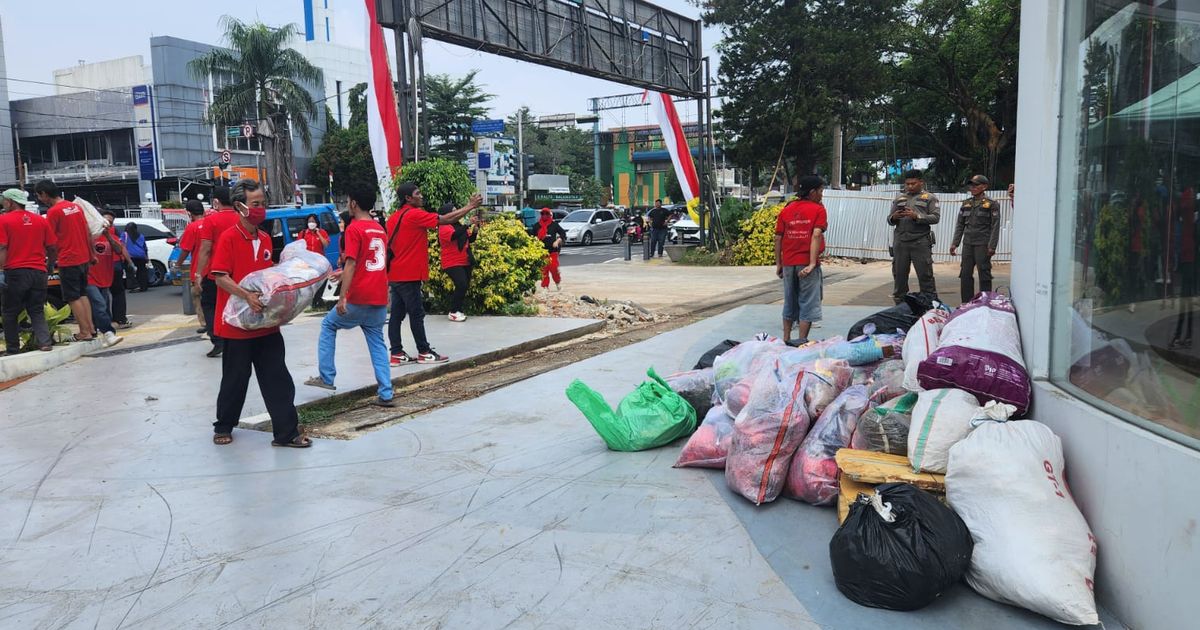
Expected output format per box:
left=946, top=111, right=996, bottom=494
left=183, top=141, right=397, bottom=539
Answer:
left=820, top=189, right=1013, bottom=263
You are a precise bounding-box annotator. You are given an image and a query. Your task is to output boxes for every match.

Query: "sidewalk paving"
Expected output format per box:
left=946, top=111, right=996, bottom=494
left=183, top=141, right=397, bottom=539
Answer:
left=0, top=304, right=1121, bottom=628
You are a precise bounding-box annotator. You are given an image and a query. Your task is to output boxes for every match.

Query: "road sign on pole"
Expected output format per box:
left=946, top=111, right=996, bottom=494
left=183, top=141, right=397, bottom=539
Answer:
left=220, top=149, right=232, bottom=164
left=471, top=119, right=505, bottom=134
left=241, top=123, right=254, bottom=138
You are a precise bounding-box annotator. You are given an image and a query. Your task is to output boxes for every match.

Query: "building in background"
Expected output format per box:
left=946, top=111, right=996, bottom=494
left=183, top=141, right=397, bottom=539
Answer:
left=294, top=0, right=371, bottom=129
left=603, top=123, right=723, bottom=208
left=0, top=17, right=17, bottom=186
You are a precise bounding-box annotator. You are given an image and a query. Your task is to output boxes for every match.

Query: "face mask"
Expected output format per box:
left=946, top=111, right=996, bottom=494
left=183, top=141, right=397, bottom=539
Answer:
left=307, top=221, right=317, bottom=230
left=241, top=203, right=267, bottom=226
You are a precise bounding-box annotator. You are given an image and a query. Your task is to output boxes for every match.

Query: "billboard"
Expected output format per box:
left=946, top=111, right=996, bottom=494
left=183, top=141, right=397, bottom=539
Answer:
left=132, top=85, right=158, bottom=181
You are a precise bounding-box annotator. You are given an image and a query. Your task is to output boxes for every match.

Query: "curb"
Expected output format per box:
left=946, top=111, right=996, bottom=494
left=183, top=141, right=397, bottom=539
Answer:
left=0, top=338, right=104, bottom=382
left=238, top=319, right=607, bottom=431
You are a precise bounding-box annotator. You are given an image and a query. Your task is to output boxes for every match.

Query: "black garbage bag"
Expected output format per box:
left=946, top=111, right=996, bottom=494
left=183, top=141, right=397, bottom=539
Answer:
left=847, top=292, right=937, bottom=338
left=693, top=339, right=740, bottom=370
left=829, top=482, right=973, bottom=611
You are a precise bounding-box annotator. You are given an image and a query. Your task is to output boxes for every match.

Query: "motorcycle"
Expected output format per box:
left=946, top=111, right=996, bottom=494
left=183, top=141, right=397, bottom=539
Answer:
left=626, top=223, right=644, bottom=243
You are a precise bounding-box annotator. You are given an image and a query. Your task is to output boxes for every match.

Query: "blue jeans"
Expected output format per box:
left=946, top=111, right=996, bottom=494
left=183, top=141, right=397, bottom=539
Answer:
left=318, top=303, right=393, bottom=401
left=650, top=228, right=668, bottom=256
left=85, top=285, right=114, bottom=334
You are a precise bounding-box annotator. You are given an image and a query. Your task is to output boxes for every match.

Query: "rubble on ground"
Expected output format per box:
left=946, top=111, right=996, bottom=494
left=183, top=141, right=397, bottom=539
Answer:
left=531, top=290, right=660, bottom=326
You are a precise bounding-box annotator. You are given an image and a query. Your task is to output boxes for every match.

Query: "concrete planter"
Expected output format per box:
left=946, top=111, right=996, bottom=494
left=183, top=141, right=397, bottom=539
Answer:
left=665, top=244, right=696, bottom=262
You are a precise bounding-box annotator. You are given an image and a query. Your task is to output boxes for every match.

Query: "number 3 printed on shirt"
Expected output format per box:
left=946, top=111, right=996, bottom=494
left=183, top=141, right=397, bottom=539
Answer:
left=366, top=237, right=386, bottom=271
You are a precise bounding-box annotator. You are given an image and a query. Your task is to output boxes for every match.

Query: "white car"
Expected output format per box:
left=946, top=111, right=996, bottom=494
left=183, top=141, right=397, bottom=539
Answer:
left=669, top=216, right=702, bottom=244
left=113, top=218, right=176, bottom=286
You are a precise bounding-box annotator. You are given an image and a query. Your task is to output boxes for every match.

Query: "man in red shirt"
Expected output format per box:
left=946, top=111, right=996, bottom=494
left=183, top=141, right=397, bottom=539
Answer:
left=193, top=186, right=238, bottom=358
left=774, top=175, right=828, bottom=346
left=0, top=188, right=59, bottom=354
left=210, top=179, right=309, bottom=448
left=385, top=182, right=482, bottom=365
left=35, top=180, right=96, bottom=341
left=85, top=224, right=130, bottom=348
left=174, top=200, right=208, bottom=333
left=305, top=187, right=395, bottom=406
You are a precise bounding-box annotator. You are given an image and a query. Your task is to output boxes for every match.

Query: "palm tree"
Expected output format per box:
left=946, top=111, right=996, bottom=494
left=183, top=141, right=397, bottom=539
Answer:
left=189, top=17, right=323, bottom=204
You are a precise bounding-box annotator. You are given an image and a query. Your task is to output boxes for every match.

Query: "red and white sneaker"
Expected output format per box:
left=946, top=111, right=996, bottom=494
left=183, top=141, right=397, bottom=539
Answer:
left=389, top=351, right=414, bottom=367
left=448, top=312, right=467, bottom=322
left=416, top=350, right=449, bottom=364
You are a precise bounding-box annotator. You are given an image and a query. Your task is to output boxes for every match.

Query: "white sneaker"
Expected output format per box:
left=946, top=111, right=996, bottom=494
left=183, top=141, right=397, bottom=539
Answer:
left=448, top=312, right=467, bottom=322
left=103, top=331, right=124, bottom=348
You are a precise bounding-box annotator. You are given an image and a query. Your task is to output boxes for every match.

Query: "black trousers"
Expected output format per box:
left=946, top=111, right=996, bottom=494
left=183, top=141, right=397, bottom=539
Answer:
left=110, top=264, right=127, bottom=323
left=959, top=243, right=994, bottom=303
left=132, top=257, right=149, bottom=291
left=892, top=236, right=937, bottom=303
left=2, top=269, right=51, bottom=351
left=388, top=281, right=430, bottom=355
left=200, top=278, right=222, bottom=349
left=214, top=332, right=300, bottom=443
left=446, top=266, right=471, bottom=313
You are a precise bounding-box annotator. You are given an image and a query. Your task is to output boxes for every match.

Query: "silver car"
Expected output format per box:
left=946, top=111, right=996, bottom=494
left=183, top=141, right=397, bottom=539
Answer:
left=560, top=209, right=623, bottom=246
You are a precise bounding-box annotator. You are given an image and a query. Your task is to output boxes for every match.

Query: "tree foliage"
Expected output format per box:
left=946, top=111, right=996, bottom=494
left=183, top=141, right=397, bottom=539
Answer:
left=392, top=158, right=476, bottom=212
left=189, top=17, right=323, bottom=204
left=311, top=82, right=379, bottom=197
left=426, top=71, right=493, bottom=160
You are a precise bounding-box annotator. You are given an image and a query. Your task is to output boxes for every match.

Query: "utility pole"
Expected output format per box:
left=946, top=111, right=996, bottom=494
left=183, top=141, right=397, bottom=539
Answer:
left=517, top=111, right=525, bottom=207
left=590, top=97, right=601, bottom=182
left=831, top=121, right=844, bottom=189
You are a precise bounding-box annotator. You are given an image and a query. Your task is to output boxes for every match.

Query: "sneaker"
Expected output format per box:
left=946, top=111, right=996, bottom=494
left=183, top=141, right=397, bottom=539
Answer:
left=115, top=320, right=133, bottom=330
left=304, top=376, right=336, bottom=391
left=390, top=351, right=414, bottom=367
left=205, top=346, right=223, bottom=358
left=102, top=331, right=124, bottom=348
left=196, top=327, right=207, bottom=334
left=370, top=397, right=397, bottom=408
left=448, top=312, right=467, bottom=322
left=416, top=350, right=449, bottom=364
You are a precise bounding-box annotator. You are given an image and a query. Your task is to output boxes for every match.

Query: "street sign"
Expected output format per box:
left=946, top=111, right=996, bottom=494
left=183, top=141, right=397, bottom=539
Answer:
left=537, top=113, right=576, bottom=128
left=477, top=152, right=492, bottom=170
left=220, top=149, right=231, bottom=164
left=471, top=119, right=505, bottom=134
left=241, top=123, right=255, bottom=138
left=225, top=126, right=241, bottom=138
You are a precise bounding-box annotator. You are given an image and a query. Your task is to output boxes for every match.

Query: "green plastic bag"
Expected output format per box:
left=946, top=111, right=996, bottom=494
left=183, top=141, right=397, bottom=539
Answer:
left=566, top=367, right=699, bottom=451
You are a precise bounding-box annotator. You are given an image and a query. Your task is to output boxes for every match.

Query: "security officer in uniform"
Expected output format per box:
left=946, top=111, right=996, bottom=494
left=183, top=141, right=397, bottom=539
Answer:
left=950, top=174, right=1002, bottom=303
left=888, top=169, right=940, bottom=303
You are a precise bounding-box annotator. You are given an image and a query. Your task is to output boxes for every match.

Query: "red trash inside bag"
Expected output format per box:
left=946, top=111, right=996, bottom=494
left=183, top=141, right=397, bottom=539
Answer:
left=675, top=405, right=735, bottom=469
left=785, top=384, right=871, bottom=505
left=725, top=365, right=814, bottom=505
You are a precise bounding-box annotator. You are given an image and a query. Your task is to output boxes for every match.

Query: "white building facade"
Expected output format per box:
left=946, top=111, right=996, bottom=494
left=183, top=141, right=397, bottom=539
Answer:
left=1015, top=3, right=1200, bottom=629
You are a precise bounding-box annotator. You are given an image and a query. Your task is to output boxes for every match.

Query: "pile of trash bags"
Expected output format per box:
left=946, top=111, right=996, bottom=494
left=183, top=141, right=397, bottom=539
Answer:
left=222, top=240, right=332, bottom=330
left=566, top=291, right=1099, bottom=624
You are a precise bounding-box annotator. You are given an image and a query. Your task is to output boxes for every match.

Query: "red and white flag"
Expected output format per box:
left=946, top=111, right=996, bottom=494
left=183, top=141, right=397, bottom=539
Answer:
left=645, top=90, right=699, bottom=218
left=364, top=0, right=403, bottom=202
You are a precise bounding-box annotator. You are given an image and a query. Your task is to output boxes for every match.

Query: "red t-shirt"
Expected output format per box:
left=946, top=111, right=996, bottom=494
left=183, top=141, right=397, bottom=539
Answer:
left=386, top=205, right=440, bottom=282
left=88, top=234, right=116, bottom=288
left=438, top=224, right=470, bottom=269
left=178, top=219, right=204, bottom=260
left=210, top=222, right=277, bottom=340
left=300, top=228, right=329, bottom=254
left=342, top=219, right=389, bottom=306
left=198, top=209, right=241, bottom=279
left=0, top=210, right=56, bottom=271
left=775, top=200, right=828, bottom=266
left=46, top=200, right=92, bottom=267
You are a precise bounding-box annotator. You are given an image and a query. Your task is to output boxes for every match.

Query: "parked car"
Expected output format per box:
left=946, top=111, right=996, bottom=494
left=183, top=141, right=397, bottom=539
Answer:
left=669, top=216, right=702, bottom=244
left=113, top=218, right=175, bottom=287
left=167, top=204, right=343, bottom=284
left=560, top=208, right=623, bottom=245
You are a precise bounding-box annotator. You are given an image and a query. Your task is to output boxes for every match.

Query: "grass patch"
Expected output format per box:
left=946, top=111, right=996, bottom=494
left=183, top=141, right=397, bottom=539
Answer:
left=298, top=395, right=359, bottom=425
left=677, top=247, right=733, bottom=266
left=501, top=298, right=541, bottom=316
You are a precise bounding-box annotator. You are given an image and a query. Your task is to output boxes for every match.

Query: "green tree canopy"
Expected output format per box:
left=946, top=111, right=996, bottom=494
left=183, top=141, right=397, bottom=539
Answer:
left=427, top=71, right=493, bottom=160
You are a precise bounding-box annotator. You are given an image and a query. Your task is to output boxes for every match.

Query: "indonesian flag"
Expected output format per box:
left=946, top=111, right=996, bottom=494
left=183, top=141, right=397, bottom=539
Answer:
left=645, top=90, right=700, bottom=221
left=365, top=0, right=403, bottom=202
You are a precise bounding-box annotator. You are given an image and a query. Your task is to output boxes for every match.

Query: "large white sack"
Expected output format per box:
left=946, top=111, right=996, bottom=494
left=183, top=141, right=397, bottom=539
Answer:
left=907, top=389, right=981, bottom=473
left=946, top=420, right=1098, bottom=626
left=903, top=308, right=949, bottom=392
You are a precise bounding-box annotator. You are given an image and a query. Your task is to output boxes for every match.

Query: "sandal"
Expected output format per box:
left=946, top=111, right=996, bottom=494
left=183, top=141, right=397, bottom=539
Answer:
left=213, top=433, right=233, bottom=445
left=271, top=435, right=313, bottom=448
left=72, top=333, right=95, bottom=342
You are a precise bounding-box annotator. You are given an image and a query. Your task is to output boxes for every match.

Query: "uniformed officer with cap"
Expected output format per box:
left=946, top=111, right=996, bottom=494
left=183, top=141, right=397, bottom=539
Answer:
left=949, top=174, right=1002, bottom=303
left=888, top=169, right=940, bottom=303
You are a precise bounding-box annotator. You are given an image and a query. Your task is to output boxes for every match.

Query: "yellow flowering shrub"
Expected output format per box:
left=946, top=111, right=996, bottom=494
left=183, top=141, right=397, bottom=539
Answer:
left=731, top=202, right=786, bottom=266
left=424, top=216, right=548, bottom=313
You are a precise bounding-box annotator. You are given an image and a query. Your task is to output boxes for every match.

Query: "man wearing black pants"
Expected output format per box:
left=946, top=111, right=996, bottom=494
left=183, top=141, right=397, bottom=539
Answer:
left=193, top=186, right=238, bottom=358
left=209, top=179, right=309, bottom=448
left=647, top=199, right=669, bottom=258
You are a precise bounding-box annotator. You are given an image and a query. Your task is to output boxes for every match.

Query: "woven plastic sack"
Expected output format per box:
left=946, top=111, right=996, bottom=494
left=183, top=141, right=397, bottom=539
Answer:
left=909, top=391, right=1014, bottom=474
left=946, top=420, right=1098, bottom=625
left=222, top=240, right=332, bottom=330
left=785, top=384, right=871, bottom=505
left=674, top=405, right=735, bottom=469
left=903, top=308, right=950, bottom=391
left=918, top=292, right=1032, bottom=415
left=725, top=365, right=813, bottom=505
left=665, top=368, right=715, bottom=418
left=851, top=392, right=917, bottom=455
left=830, top=483, right=974, bottom=611
left=566, top=367, right=698, bottom=452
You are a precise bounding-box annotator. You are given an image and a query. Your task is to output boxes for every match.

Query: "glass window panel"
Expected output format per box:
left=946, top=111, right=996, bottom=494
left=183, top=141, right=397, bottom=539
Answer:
left=1055, top=0, right=1200, bottom=447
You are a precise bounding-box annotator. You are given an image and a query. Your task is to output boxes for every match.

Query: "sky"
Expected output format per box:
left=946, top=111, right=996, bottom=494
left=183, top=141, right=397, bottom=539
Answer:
left=0, top=0, right=722, bottom=130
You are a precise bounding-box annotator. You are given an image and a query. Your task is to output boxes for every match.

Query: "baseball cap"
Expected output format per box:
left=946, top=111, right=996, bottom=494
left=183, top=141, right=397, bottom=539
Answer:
left=1, top=188, right=29, bottom=206
left=968, top=175, right=990, bottom=186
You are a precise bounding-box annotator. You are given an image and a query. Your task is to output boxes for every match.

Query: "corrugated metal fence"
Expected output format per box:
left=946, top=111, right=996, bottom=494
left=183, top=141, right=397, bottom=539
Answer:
left=820, top=189, right=1013, bottom=263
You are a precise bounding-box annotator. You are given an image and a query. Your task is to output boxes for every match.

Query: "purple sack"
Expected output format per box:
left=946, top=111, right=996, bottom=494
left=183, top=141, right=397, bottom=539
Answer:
left=917, top=292, right=1031, bottom=415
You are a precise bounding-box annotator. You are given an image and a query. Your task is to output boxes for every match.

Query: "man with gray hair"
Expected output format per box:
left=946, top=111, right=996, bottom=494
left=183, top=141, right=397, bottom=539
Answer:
left=0, top=188, right=58, bottom=354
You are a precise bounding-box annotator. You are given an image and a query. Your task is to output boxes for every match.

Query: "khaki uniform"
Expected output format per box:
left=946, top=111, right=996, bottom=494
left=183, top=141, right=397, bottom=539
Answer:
left=951, top=194, right=1001, bottom=303
left=888, top=191, right=940, bottom=303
